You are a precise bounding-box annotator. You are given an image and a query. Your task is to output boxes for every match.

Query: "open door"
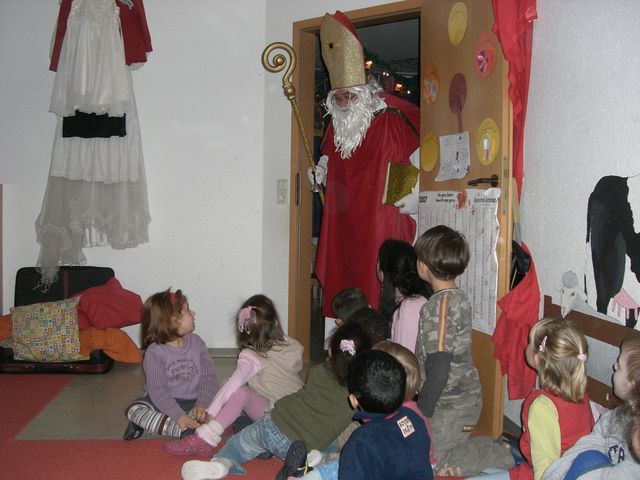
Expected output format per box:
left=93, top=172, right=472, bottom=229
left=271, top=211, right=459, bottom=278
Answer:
left=289, top=0, right=422, bottom=361
left=420, top=0, right=513, bottom=437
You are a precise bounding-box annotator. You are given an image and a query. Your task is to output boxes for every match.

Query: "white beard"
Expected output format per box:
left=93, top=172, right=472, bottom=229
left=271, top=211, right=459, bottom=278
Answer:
left=330, top=104, right=373, bottom=159
left=326, top=84, right=381, bottom=159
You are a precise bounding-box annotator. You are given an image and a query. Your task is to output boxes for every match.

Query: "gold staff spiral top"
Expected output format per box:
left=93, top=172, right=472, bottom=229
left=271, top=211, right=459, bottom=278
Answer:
left=262, top=42, right=324, bottom=203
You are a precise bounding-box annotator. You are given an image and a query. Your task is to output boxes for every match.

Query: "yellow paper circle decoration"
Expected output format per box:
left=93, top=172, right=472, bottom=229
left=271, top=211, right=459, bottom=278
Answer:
left=448, top=2, right=468, bottom=46
left=421, top=132, right=439, bottom=172
left=476, top=118, right=500, bottom=165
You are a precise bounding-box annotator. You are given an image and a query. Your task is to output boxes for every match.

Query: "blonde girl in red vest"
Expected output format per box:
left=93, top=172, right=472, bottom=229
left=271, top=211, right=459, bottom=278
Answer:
left=542, top=334, right=640, bottom=479
left=469, top=317, right=594, bottom=480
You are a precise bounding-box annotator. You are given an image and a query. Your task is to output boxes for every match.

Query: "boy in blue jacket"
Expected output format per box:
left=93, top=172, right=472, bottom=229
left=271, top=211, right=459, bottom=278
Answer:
left=339, top=349, right=432, bottom=480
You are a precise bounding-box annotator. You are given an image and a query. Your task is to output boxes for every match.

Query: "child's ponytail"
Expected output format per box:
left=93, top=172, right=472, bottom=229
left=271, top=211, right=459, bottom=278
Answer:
left=235, top=294, right=285, bottom=356
left=532, top=317, right=588, bottom=403
left=329, top=322, right=373, bottom=386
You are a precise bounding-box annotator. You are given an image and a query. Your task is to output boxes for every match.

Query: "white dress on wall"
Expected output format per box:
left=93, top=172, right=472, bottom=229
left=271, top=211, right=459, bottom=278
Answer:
left=50, top=0, right=131, bottom=117
left=37, top=0, right=150, bottom=285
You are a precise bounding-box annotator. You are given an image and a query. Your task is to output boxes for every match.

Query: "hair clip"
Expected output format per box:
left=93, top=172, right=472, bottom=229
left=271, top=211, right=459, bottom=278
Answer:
left=538, top=336, right=547, bottom=353
left=169, top=292, right=177, bottom=306
left=340, top=339, right=356, bottom=356
left=238, top=306, right=255, bottom=333
left=577, top=353, right=587, bottom=362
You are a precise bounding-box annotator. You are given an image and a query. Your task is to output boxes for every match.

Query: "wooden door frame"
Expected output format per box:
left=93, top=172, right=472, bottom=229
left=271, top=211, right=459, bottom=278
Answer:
left=287, top=0, right=422, bottom=360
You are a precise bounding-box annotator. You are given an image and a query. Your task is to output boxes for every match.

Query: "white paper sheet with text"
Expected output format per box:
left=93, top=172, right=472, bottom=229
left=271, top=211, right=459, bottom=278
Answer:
left=418, top=188, right=501, bottom=334
left=435, top=132, right=470, bottom=181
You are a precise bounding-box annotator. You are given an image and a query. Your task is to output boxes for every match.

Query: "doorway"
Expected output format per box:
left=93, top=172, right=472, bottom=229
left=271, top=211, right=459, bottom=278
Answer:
left=287, top=1, right=422, bottom=361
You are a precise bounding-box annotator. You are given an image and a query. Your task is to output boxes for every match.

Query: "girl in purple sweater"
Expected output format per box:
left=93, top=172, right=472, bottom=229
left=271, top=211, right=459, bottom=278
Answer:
left=122, top=288, right=219, bottom=440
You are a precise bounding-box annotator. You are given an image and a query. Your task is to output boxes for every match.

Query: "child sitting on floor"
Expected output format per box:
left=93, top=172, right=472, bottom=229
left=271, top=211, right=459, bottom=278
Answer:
left=180, top=322, right=374, bottom=480
left=300, top=340, right=436, bottom=480
left=339, top=349, right=432, bottom=479
left=469, top=317, right=594, bottom=480
left=542, top=334, right=640, bottom=479
left=164, top=294, right=303, bottom=456
left=343, top=306, right=390, bottom=345
left=123, top=288, right=219, bottom=440
left=331, top=287, right=368, bottom=326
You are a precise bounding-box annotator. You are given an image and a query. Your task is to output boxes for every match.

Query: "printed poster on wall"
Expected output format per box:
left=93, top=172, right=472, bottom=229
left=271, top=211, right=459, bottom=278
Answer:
left=418, top=188, right=501, bottom=334
left=436, top=132, right=470, bottom=181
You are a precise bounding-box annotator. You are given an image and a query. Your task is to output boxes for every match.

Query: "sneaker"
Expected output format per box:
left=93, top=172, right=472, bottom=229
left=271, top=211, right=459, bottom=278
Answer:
left=181, top=459, right=229, bottom=480
left=276, top=440, right=310, bottom=480
left=122, top=421, right=144, bottom=441
left=165, top=434, right=215, bottom=456
left=306, top=449, right=323, bottom=468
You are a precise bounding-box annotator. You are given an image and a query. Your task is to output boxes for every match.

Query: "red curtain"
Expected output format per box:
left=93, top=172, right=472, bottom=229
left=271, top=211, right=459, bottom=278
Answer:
left=493, top=243, right=540, bottom=399
left=492, top=0, right=538, bottom=199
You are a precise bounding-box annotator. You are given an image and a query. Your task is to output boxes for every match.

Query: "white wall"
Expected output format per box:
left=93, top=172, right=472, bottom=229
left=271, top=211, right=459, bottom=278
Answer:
left=504, top=0, right=640, bottom=422
left=1, top=1, right=268, bottom=348
left=0, top=0, right=381, bottom=348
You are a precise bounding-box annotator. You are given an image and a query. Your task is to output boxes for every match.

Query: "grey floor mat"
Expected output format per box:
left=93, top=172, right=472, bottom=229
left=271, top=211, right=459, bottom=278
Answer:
left=17, top=358, right=236, bottom=440
left=17, top=363, right=145, bottom=440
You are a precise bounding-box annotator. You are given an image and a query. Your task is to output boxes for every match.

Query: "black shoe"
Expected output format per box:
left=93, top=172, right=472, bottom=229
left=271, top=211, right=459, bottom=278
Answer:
left=123, top=421, right=144, bottom=441
left=232, top=414, right=253, bottom=434
left=276, top=440, right=310, bottom=480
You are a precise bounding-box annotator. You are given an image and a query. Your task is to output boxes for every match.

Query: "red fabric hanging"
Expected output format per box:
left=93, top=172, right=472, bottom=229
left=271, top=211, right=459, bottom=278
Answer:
left=492, top=0, right=537, bottom=199
left=492, top=242, right=540, bottom=400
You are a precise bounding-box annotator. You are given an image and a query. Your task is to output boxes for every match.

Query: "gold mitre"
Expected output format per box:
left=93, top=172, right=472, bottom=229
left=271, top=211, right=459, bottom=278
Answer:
left=320, top=11, right=366, bottom=89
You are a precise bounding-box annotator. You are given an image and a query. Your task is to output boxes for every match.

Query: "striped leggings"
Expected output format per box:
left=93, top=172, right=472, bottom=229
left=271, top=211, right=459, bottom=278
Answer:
left=125, top=396, right=196, bottom=438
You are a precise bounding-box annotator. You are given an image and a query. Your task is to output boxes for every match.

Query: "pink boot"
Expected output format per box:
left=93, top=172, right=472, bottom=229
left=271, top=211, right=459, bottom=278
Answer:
left=164, top=433, right=215, bottom=457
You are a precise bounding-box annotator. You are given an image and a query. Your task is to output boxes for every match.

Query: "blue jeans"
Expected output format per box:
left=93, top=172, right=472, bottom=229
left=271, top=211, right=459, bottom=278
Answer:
left=214, top=413, right=292, bottom=475
left=315, top=459, right=339, bottom=480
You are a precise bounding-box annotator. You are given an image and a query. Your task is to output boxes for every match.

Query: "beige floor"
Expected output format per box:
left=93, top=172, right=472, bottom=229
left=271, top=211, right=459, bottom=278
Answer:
left=17, top=356, right=238, bottom=440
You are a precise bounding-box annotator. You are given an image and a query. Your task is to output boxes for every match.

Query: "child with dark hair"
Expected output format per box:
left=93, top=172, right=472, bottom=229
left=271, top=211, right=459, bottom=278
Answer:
left=165, top=294, right=303, bottom=456
left=181, top=322, right=374, bottom=480
left=345, top=307, right=389, bottom=345
left=377, top=238, right=431, bottom=352
left=123, top=288, right=219, bottom=440
left=375, top=340, right=436, bottom=467
left=331, top=287, right=368, bottom=326
left=339, top=349, right=432, bottom=479
left=302, top=341, right=432, bottom=480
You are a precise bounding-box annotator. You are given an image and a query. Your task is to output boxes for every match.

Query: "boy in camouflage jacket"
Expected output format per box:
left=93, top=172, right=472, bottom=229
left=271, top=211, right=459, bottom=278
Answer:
left=415, top=225, right=514, bottom=476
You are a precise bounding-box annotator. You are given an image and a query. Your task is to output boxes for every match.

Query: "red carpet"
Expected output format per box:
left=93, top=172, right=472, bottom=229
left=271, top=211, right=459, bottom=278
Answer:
left=0, top=375, right=281, bottom=480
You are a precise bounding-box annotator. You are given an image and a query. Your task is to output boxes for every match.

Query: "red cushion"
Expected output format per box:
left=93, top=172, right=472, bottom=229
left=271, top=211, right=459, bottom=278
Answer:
left=76, top=277, right=142, bottom=330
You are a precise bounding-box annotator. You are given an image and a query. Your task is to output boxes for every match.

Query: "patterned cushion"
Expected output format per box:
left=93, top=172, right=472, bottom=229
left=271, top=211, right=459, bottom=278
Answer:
left=10, top=297, right=82, bottom=362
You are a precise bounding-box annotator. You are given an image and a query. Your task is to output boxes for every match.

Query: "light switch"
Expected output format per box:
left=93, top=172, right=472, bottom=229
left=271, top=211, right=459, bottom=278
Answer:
left=277, top=178, right=288, bottom=204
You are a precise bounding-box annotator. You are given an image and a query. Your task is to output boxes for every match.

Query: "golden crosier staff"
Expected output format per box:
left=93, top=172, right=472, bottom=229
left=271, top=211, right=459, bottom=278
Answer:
left=261, top=42, right=325, bottom=204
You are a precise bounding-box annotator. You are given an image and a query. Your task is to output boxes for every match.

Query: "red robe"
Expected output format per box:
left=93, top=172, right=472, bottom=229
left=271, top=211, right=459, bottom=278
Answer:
left=317, top=94, right=419, bottom=316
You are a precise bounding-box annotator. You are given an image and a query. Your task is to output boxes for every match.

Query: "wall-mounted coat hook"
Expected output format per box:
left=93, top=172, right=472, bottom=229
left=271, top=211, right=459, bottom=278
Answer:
left=467, top=174, right=499, bottom=187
